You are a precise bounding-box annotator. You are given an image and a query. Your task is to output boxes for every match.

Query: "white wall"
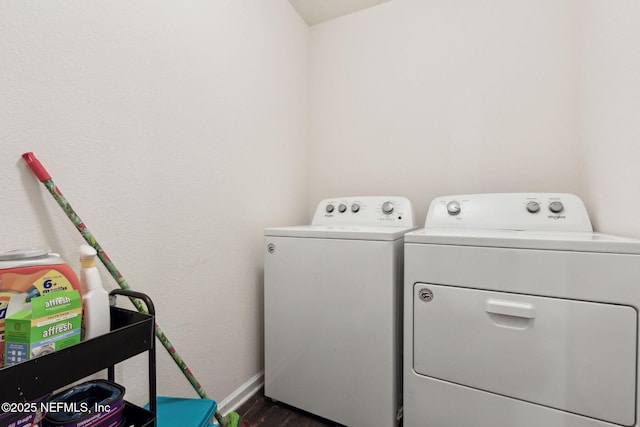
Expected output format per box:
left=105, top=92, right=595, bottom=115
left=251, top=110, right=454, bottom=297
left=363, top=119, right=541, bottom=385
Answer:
left=2, top=0, right=639, bottom=413
left=580, top=0, right=640, bottom=237
left=308, top=0, right=640, bottom=237
left=309, top=0, right=584, bottom=224
left=0, top=0, right=308, bottom=406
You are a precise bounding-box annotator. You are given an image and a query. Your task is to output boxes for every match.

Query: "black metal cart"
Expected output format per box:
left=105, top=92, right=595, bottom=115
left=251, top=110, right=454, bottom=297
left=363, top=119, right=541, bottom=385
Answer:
left=0, top=289, right=157, bottom=427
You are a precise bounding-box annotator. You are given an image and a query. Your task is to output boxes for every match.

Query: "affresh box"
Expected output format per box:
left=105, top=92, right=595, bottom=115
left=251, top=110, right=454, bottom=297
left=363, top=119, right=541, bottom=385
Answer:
left=4, top=290, right=82, bottom=366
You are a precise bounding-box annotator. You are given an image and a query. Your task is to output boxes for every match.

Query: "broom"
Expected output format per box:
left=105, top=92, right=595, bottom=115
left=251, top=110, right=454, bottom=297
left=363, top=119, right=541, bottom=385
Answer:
left=22, top=152, right=241, bottom=427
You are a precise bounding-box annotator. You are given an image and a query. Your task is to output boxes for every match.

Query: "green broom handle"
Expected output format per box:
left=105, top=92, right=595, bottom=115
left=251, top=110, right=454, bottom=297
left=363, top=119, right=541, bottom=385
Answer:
left=21, top=153, right=212, bottom=403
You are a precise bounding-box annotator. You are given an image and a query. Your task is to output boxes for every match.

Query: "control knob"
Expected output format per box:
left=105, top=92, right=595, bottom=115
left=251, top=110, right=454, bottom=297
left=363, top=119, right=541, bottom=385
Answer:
left=351, top=203, right=360, bottom=213
left=446, top=201, right=461, bottom=216
left=382, top=202, right=394, bottom=215
left=326, top=204, right=335, bottom=213
left=338, top=204, right=347, bottom=213
left=526, top=201, right=540, bottom=213
left=549, top=201, right=564, bottom=213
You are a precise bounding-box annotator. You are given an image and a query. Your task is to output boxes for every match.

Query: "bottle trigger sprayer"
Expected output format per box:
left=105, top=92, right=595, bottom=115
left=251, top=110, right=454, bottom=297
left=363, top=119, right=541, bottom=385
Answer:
left=79, top=245, right=110, bottom=340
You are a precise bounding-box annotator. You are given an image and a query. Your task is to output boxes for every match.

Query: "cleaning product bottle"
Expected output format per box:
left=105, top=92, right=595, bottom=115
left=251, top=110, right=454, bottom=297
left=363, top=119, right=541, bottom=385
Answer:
left=79, top=245, right=110, bottom=340
left=0, top=248, right=82, bottom=301
left=0, top=248, right=83, bottom=367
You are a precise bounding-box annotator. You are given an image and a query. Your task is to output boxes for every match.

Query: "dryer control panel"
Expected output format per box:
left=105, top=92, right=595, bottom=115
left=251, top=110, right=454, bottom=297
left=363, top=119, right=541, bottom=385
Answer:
left=425, top=193, right=593, bottom=232
left=312, top=196, right=415, bottom=227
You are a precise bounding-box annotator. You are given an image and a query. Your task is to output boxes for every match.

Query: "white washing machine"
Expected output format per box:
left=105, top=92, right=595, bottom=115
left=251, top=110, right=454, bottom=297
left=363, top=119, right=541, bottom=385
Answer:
left=264, top=196, right=416, bottom=427
left=403, top=193, right=640, bottom=427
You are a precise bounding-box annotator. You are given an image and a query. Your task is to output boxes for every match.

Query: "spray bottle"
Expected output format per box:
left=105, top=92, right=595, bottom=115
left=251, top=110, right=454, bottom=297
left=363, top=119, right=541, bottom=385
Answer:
left=79, top=245, right=110, bottom=339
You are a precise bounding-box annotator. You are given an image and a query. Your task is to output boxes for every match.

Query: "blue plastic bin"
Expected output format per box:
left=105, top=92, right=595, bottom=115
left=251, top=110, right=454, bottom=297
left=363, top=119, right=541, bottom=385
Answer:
left=146, top=396, right=217, bottom=427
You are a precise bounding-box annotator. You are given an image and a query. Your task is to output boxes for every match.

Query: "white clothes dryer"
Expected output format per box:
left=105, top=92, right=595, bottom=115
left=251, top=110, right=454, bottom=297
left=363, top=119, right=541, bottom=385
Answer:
left=403, top=193, right=640, bottom=427
left=265, top=196, right=416, bottom=427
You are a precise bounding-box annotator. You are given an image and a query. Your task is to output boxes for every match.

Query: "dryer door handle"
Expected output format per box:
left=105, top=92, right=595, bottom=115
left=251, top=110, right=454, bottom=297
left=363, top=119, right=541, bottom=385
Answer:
left=486, top=299, right=535, bottom=319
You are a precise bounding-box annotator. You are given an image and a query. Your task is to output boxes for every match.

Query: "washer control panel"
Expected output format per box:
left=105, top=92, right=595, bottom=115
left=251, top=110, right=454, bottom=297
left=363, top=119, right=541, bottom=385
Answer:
left=312, top=196, right=415, bottom=227
left=425, top=193, right=592, bottom=232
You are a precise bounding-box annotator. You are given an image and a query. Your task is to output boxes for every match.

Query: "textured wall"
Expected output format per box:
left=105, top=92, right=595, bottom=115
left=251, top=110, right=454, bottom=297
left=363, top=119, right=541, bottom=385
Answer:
left=580, top=0, right=640, bottom=237
left=308, top=0, right=640, bottom=237
left=2, top=0, right=639, bottom=413
left=309, top=0, right=583, bottom=225
left=0, top=0, right=309, bottom=405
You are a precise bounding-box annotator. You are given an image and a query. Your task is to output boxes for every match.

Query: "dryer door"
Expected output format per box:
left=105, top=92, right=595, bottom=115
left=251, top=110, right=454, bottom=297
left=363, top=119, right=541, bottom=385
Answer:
left=412, top=284, right=637, bottom=426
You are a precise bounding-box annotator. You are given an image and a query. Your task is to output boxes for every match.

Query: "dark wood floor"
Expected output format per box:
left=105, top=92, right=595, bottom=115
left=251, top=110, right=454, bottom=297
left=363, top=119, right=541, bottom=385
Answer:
left=236, top=389, right=344, bottom=427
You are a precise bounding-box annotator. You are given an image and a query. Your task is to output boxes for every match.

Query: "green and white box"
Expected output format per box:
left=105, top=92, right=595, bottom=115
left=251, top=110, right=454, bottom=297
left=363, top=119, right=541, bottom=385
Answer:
left=5, top=290, right=82, bottom=366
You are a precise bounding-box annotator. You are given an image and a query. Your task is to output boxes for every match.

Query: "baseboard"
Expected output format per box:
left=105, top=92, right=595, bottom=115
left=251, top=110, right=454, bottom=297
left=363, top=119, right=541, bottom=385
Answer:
left=217, top=370, right=264, bottom=415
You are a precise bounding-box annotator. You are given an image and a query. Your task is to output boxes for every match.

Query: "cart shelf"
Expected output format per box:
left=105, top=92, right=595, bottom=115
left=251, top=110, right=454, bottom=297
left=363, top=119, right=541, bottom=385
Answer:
left=0, top=289, right=157, bottom=426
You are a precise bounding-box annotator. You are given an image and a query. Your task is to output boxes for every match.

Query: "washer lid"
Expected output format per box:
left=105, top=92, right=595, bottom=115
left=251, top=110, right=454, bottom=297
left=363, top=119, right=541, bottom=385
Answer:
left=405, top=228, right=640, bottom=254
left=265, top=225, right=417, bottom=241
